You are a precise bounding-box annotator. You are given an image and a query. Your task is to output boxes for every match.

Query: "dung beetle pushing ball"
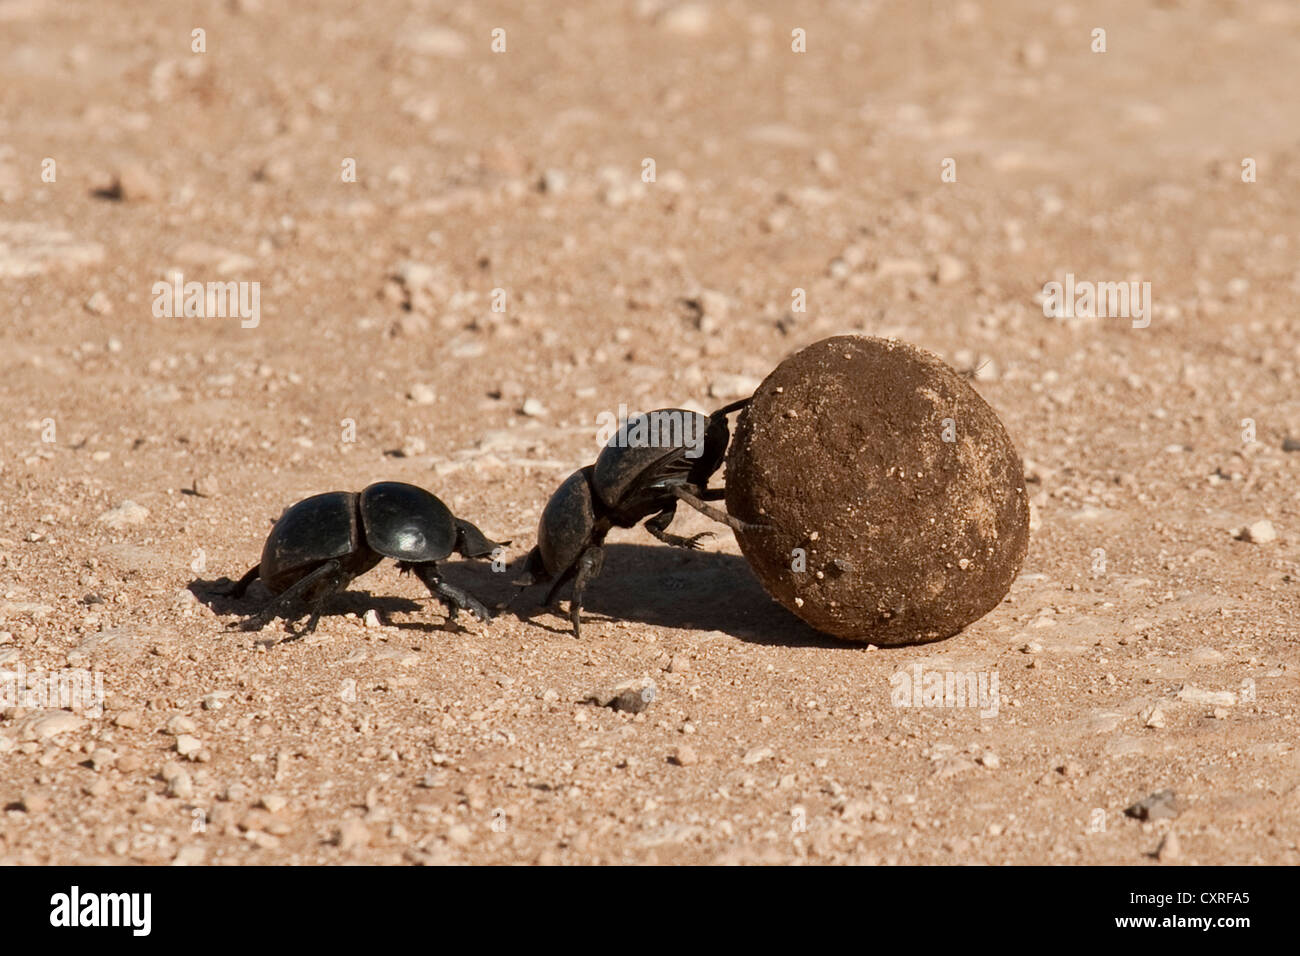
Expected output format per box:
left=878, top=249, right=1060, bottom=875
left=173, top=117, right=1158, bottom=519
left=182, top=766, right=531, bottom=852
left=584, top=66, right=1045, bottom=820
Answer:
left=224, top=481, right=506, bottom=636
left=514, top=398, right=758, bottom=637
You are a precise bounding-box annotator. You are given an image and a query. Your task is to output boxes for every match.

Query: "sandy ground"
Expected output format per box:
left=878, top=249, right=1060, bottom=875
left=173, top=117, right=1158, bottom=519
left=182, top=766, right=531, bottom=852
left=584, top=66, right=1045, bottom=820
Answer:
left=1, top=0, right=1298, bottom=865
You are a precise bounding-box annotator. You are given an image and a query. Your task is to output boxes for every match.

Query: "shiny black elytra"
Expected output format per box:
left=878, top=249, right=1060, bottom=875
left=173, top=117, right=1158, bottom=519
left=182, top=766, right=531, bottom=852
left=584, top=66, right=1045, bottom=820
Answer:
left=224, top=481, right=505, bottom=636
left=514, top=398, right=756, bottom=637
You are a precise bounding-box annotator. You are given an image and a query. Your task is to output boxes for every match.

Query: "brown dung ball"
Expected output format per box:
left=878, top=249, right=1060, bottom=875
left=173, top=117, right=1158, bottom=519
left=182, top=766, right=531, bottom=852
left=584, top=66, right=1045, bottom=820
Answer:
left=726, top=335, right=1030, bottom=645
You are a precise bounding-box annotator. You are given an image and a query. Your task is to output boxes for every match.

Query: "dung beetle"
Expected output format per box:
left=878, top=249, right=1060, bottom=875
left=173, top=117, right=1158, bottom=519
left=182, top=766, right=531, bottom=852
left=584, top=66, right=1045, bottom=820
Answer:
left=514, top=398, right=757, bottom=637
left=223, top=481, right=506, bottom=636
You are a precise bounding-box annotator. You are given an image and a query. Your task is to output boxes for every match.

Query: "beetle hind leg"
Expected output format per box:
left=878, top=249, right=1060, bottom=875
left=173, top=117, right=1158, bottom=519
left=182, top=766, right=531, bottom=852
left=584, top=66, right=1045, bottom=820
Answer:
left=231, top=559, right=345, bottom=637
left=217, top=564, right=261, bottom=597
left=670, top=486, right=764, bottom=533
left=543, top=567, right=576, bottom=608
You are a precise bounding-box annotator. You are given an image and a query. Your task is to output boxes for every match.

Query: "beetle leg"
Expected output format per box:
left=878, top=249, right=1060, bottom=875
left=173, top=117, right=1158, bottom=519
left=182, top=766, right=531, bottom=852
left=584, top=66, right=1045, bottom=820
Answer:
left=644, top=505, right=714, bottom=550
left=670, top=486, right=763, bottom=533
left=568, top=546, right=605, bottom=639
left=436, top=581, right=492, bottom=623
left=697, top=487, right=726, bottom=501
left=511, top=547, right=550, bottom=588
left=710, top=397, right=751, bottom=418
left=409, top=563, right=491, bottom=623
left=534, top=562, right=575, bottom=606
left=218, top=564, right=261, bottom=597
left=232, top=559, right=343, bottom=634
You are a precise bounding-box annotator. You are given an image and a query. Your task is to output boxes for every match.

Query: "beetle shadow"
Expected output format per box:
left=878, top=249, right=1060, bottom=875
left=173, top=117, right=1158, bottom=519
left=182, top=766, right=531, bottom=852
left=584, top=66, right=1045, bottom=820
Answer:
left=500, top=542, right=842, bottom=648
left=189, top=576, right=429, bottom=632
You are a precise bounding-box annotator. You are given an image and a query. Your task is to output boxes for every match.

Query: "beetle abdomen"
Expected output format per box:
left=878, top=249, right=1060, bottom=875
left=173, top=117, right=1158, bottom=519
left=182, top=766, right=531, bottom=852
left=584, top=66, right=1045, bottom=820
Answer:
left=260, top=491, right=361, bottom=593
left=537, top=468, right=597, bottom=575
left=359, top=482, right=457, bottom=562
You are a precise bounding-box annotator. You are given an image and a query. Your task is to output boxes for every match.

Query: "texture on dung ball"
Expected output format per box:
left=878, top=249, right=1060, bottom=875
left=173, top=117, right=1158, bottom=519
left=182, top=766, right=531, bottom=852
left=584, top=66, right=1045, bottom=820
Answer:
left=726, top=335, right=1030, bottom=645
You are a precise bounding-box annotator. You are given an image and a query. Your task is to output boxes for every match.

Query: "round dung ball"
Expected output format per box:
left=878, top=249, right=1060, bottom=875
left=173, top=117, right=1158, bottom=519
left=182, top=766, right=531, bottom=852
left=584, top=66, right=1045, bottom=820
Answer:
left=725, top=335, right=1029, bottom=645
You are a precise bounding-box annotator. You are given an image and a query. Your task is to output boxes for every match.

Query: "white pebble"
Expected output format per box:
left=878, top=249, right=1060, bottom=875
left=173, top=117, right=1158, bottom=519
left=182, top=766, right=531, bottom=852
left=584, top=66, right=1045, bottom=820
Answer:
left=407, top=383, right=437, bottom=405
left=96, top=501, right=149, bottom=529
left=1238, top=520, right=1276, bottom=544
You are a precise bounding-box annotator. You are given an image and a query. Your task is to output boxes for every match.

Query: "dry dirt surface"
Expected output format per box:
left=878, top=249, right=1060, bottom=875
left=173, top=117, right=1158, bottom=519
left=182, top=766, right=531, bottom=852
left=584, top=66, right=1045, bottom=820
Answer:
left=1, top=0, right=1298, bottom=866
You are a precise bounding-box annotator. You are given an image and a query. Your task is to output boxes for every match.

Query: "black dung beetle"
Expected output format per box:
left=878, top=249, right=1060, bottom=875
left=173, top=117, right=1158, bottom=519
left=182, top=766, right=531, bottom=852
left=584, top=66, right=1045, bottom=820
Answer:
left=514, top=398, right=757, bottom=636
left=223, top=481, right=506, bottom=635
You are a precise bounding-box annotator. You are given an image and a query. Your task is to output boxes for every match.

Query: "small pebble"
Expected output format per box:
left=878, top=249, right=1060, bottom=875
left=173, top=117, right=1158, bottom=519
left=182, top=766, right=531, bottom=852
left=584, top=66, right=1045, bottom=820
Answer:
left=539, top=169, right=567, bottom=194
left=586, top=677, right=657, bottom=714
left=117, top=753, right=143, bottom=773
left=1143, top=702, right=1167, bottom=728
left=97, top=501, right=149, bottom=529
left=661, top=4, right=711, bottom=37
left=163, top=762, right=194, bottom=799
left=19, top=792, right=49, bottom=813
left=933, top=255, right=968, bottom=285
left=1156, top=830, right=1181, bottom=862
left=107, top=163, right=161, bottom=201
left=166, top=715, right=198, bottom=735
left=173, top=844, right=207, bottom=866
left=335, top=818, right=371, bottom=851
left=1126, top=789, right=1179, bottom=821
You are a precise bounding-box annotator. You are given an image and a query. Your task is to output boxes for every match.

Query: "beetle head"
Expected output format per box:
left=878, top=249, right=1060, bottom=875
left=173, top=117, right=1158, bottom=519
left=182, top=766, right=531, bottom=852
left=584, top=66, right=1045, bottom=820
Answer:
left=454, top=518, right=507, bottom=559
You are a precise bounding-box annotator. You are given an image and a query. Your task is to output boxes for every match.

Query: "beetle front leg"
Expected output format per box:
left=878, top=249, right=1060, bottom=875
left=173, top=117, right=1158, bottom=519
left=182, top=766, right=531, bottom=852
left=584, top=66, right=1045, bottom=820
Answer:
left=410, top=563, right=491, bottom=623
left=567, top=545, right=605, bottom=639
left=644, top=504, right=714, bottom=550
